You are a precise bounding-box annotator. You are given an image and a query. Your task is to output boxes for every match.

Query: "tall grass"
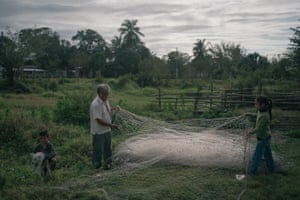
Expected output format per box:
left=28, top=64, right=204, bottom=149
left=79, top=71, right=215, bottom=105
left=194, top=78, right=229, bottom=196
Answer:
left=0, top=78, right=299, bottom=199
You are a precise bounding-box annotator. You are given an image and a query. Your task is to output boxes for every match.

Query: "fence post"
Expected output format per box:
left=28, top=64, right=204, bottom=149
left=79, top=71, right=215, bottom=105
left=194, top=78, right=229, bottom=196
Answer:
left=210, top=82, right=213, bottom=109
left=258, top=81, right=262, bottom=95
left=240, top=87, right=243, bottom=106
left=194, top=86, right=201, bottom=115
left=158, top=87, right=161, bottom=110
left=223, top=90, right=227, bottom=108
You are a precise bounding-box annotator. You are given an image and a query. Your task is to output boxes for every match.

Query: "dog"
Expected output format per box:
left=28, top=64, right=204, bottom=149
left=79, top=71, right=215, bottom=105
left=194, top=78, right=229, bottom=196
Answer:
left=31, top=152, right=52, bottom=176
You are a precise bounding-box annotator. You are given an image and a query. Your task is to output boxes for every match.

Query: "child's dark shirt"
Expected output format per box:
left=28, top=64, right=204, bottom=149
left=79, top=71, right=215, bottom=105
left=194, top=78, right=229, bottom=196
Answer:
left=33, top=142, right=56, bottom=160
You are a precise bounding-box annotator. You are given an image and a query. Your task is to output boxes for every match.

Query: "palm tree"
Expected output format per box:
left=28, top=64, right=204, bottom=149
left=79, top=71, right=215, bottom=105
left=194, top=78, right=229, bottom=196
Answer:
left=111, top=36, right=122, bottom=54
left=288, top=20, right=300, bottom=79
left=193, top=39, right=209, bottom=59
left=118, top=19, right=144, bottom=48
left=192, top=39, right=212, bottom=78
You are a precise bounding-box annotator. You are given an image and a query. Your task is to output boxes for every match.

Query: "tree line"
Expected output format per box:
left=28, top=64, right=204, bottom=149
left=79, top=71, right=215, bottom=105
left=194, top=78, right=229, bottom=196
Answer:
left=0, top=19, right=299, bottom=86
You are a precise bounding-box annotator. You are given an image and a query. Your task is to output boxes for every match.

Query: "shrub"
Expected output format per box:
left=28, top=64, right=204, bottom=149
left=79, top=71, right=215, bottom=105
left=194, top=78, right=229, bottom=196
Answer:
left=0, top=81, right=31, bottom=93
left=54, top=97, right=74, bottom=124
left=48, top=80, right=58, bottom=91
left=0, top=114, right=40, bottom=153
left=0, top=173, right=6, bottom=191
left=287, top=129, right=300, bottom=138
left=39, top=106, right=51, bottom=124
left=0, top=117, right=23, bottom=146
left=54, top=91, right=94, bottom=126
left=95, top=77, right=105, bottom=84
left=114, top=75, right=138, bottom=89
left=58, top=136, right=92, bottom=169
left=234, top=75, right=258, bottom=90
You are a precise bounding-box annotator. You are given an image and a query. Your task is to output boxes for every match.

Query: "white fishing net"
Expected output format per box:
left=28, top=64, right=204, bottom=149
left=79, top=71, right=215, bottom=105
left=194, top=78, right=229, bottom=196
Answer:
left=45, top=109, right=280, bottom=199
left=113, top=109, right=255, bottom=170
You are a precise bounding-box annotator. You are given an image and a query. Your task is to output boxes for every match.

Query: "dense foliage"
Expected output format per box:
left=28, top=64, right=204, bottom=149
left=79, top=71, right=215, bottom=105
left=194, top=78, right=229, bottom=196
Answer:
left=1, top=19, right=299, bottom=85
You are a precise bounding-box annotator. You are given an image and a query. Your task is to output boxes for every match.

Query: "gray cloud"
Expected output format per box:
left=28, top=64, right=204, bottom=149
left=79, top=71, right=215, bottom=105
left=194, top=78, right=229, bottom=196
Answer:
left=0, top=0, right=299, bottom=57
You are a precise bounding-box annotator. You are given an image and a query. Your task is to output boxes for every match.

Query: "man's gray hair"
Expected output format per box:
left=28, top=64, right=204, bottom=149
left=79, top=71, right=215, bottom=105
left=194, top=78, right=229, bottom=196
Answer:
left=97, top=83, right=110, bottom=95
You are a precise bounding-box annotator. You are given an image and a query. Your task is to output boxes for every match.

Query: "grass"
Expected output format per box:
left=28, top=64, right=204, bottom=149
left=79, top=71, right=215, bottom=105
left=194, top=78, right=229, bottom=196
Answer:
left=0, top=78, right=299, bottom=200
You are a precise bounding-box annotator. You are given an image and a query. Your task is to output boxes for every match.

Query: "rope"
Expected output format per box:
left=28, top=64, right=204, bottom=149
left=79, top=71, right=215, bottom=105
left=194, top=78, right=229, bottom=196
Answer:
left=237, top=189, right=247, bottom=200
left=215, top=115, right=244, bottom=130
left=237, top=124, right=251, bottom=200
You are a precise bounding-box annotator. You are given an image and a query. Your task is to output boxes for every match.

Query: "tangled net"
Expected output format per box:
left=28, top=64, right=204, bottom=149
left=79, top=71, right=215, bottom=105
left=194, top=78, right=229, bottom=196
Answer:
left=113, top=109, right=254, bottom=170
left=47, top=109, right=282, bottom=199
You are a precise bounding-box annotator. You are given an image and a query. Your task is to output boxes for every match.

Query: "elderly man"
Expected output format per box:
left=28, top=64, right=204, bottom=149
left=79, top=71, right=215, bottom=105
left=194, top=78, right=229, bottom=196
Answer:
left=90, top=83, right=120, bottom=170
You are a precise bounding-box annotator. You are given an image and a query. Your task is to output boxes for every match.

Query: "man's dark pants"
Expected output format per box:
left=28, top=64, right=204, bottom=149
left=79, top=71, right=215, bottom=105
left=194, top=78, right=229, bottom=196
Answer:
left=92, top=132, right=112, bottom=169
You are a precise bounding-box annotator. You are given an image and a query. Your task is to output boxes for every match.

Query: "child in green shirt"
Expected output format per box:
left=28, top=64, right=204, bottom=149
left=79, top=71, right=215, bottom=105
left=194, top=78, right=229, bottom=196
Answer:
left=245, top=96, right=274, bottom=176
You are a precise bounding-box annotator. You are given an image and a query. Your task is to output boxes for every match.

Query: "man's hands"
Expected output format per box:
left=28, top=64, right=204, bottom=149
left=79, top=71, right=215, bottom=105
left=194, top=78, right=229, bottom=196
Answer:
left=111, top=124, right=121, bottom=130
left=111, top=105, right=121, bottom=112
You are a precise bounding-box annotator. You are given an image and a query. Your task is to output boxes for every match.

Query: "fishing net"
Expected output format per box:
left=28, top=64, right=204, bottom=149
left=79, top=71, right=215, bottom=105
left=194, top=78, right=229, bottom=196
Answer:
left=45, top=109, right=281, bottom=199
left=113, top=109, right=256, bottom=171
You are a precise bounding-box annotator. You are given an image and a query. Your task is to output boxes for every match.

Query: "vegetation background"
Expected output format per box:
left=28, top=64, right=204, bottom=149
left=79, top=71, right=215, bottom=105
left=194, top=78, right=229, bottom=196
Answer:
left=0, top=19, right=299, bottom=199
left=0, top=77, right=299, bottom=200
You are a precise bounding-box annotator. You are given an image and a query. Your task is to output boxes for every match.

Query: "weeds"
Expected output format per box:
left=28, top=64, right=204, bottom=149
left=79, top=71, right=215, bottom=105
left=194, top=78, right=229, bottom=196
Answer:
left=286, top=129, right=300, bottom=138
left=53, top=91, right=93, bottom=126
left=0, top=78, right=299, bottom=200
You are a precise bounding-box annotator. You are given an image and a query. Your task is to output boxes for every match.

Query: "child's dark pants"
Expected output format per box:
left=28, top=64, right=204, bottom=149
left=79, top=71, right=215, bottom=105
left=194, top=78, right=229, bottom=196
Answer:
left=249, top=136, right=274, bottom=176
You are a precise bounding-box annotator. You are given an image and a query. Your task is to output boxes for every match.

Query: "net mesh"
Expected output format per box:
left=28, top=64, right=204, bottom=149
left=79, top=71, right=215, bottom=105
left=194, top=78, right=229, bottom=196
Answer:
left=113, top=109, right=254, bottom=171
left=46, top=109, right=279, bottom=199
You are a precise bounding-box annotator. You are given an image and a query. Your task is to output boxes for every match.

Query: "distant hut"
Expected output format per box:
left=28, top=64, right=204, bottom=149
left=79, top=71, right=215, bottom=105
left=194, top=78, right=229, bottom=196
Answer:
left=21, top=66, right=47, bottom=78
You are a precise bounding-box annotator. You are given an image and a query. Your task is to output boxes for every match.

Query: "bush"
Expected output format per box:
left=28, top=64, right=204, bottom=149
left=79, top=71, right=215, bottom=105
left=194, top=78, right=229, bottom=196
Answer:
left=0, top=114, right=43, bottom=153
left=0, top=173, right=6, bottom=191
left=287, top=129, right=300, bottom=138
left=54, top=91, right=94, bottom=126
left=0, top=117, right=24, bottom=146
left=48, top=80, right=58, bottom=91
left=58, top=136, right=92, bottom=168
left=39, top=106, right=51, bottom=124
left=94, top=77, right=105, bottom=84
left=0, top=81, right=31, bottom=93
left=14, top=82, right=32, bottom=93
left=113, top=75, right=138, bottom=89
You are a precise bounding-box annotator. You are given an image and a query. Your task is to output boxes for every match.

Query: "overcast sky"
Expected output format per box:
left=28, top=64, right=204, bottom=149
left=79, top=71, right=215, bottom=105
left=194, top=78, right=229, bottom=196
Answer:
left=1, top=0, right=299, bottom=58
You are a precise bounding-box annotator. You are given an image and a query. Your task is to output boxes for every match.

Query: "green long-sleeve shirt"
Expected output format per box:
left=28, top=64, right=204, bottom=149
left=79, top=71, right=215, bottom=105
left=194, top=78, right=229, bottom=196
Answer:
left=248, top=111, right=271, bottom=140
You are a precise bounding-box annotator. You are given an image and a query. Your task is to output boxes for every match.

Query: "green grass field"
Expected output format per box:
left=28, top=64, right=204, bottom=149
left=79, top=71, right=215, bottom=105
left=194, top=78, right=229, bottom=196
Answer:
left=0, top=78, right=299, bottom=200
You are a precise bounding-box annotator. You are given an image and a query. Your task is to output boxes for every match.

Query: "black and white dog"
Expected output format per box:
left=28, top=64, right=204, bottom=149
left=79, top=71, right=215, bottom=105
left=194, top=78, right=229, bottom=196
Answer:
left=31, top=152, right=51, bottom=176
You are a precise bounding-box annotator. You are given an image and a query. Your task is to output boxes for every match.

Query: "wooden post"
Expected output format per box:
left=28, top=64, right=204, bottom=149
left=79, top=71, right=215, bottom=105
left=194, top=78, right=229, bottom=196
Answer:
left=194, top=86, right=201, bottom=115
left=210, top=82, right=213, bottom=109
left=223, top=90, right=227, bottom=108
left=158, top=87, right=161, bottom=110
left=240, top=87, right=243, bottom=106
left=258, top=81, right=262, bottom=96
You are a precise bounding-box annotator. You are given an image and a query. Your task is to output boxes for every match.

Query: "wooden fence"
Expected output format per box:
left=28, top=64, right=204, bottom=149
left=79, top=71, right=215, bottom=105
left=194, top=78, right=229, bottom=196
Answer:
left=156, top=87, right=256, bottom=113
left=156, top=88, right=300, bottom=111
left=155, top=87, right=300, bottom=129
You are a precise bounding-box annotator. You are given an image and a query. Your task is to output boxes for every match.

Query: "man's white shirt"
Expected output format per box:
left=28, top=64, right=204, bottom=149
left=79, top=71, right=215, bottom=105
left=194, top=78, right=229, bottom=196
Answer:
left=90, top=96, right=112, bottom=135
